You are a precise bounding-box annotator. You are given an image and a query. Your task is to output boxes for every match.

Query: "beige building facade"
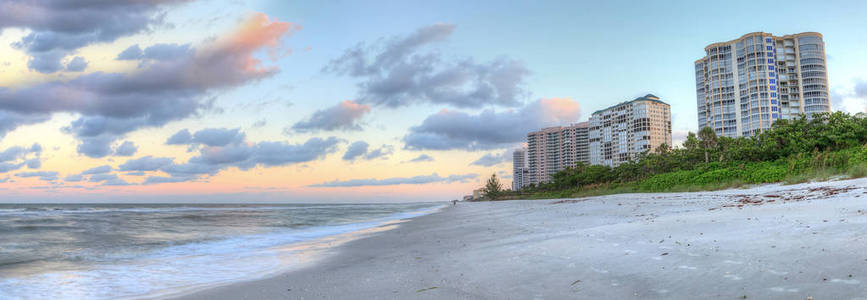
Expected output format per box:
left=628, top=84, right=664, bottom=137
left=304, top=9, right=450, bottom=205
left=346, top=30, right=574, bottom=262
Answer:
left=525, top=122, right=589, bottom=186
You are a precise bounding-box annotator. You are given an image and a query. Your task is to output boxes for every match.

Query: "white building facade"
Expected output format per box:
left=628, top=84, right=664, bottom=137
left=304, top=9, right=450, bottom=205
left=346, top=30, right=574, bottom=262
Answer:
left=589, top=94, right=672, bottom=167
left=695, top=32, right=830, bottom=137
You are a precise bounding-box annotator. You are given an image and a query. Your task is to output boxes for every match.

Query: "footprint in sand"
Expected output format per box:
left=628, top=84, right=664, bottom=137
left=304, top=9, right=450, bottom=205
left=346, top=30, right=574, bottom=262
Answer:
left=591, top=267, right=609, bottom=274
left=830, top=278, right=860, bottom=284
left=723, top=274, right=743, bottom=280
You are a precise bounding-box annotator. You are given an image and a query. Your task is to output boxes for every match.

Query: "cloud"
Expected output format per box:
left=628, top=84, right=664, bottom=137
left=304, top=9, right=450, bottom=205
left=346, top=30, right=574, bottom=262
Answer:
left=117, top=45, right=144, bottom=60
left=406, top=154, right=434, bottom=163
left=143, top=175, right=193, bottom=184
left=87, top=173, right=131, bottom=186
left=834, top=81, right=867, bottom=114
left=102, top=177, right=131, bottom=186
left=65, top=56, right=88, bottom=72
left=0, top=12, right=299, bottom=156
left=1, top=0, right=191, bottom=73
left=88, top=173, right=118, bottom=182
left=117, top=43, right=192, bottom=62
left=341, top=141, right=392, bottom=161
left=166, top=129, right=192, bottom=144
left=857, top=81, right=867, bottom=98
left=16, top=171, right=59, bottom=181
left=363, top=144, right=393, bottom=160
left=342, top=141, right=369, bottom=161
left=119, top=156, right=174, bottom=172
left=0, top=143, right=41, bottom=162
left=470, top=151, right=508, bottom=167
left=73, top=134, right=115, bottom=158
left=252, top=119, right=267, bottom=128
left=25, top=159, right=40, bottom=169
left=291, top=100, right=371, bottom=133
left=165, top=127, right=246, bottom=147
left=81, top=165, right=112, bottom=175
left=114, top=141, right=138, bottom=156
left=190, top=128, right=245, bottom=146
left=310, top=173, right=478, bottom=187
left=404, top=97, right=581, bottom=150
left=325, top=24, right=530, bottom=108
left=157, top=136, right=342, bottom=181
left=25, top=50, right=66, bottom=73
left=0, top=111, right=50, bottom=139
left=0, top=143, right=42, bottom=173
left=0, top=163, right=25, bottom=173
left=64, top=174, right=84, bottom=182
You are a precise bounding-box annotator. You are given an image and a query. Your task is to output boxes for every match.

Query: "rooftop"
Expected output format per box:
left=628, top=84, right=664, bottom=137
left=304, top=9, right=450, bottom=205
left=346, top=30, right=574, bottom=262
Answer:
left=591, top=94, right=668, bottom=115
left=695, top=31, right=823, bottom=63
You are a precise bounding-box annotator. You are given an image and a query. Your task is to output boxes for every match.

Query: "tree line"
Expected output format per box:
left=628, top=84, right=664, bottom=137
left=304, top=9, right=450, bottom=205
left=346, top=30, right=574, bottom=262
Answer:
left=496, top=112, right=867, bottom=199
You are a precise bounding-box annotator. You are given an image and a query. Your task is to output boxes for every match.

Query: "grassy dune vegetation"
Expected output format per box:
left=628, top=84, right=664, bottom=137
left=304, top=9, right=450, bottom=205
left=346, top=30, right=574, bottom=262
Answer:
left=504, top=112, right=867, bottom=200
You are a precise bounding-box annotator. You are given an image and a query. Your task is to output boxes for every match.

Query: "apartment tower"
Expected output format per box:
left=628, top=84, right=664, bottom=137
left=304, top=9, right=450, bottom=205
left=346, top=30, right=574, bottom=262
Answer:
left=512, top=149, right=529, bottom=190
left=695, top=32, right=830, bottom=137
left=526, top=122, right=589, bottom=186
left=588, top=94, right=672, bottom=167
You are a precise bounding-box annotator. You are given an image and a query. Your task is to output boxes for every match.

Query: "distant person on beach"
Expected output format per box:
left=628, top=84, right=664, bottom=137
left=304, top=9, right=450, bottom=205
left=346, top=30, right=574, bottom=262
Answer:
left=452, top=200, right=457, bottom=206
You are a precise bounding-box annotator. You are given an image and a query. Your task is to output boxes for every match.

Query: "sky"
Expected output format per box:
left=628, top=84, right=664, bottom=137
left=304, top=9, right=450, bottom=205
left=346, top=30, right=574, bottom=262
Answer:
left=0, top=0, right=865, bottom=203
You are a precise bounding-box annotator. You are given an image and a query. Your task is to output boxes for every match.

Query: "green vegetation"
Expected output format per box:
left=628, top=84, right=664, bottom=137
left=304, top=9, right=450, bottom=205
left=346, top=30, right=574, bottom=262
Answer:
left=482, top=173, right=504, bottom=200
left=508, top=112, right=867, bottom=200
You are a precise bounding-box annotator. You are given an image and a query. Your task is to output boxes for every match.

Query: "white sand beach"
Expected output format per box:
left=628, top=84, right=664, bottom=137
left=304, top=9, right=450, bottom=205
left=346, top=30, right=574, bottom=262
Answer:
left=177, top=178, right=867, bottom=299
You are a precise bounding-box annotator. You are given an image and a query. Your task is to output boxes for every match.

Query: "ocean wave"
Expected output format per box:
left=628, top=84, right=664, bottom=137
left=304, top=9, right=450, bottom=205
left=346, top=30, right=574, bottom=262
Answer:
left=0, top=204, right=443, bottom=300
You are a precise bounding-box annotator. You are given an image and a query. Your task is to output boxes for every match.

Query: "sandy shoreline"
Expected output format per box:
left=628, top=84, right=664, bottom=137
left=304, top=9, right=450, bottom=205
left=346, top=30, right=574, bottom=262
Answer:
left=175, top=178, right=867, bottom=299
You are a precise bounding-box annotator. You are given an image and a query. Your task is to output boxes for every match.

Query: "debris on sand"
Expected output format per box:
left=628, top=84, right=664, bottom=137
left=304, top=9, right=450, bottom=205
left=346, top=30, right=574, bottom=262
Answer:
left=716, top=185, right=861, bottom=210
left=808, top=186, right=857, bottom=197
left=416, top=287, right=439, bottom=293
left=551, top=199, right=585, bottom=204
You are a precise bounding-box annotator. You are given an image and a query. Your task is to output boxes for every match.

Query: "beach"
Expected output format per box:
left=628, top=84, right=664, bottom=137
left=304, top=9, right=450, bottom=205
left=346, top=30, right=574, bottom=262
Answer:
left=178, top=178, right=867, bottom=299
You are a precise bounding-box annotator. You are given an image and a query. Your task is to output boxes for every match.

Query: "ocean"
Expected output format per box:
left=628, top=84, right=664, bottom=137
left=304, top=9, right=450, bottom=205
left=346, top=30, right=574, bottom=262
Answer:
left=0, top=203, right=442, bottom=299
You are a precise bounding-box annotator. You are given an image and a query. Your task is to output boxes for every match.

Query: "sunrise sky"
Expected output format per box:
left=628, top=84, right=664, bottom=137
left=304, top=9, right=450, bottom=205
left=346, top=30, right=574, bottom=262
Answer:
left=0, top=0, right=865, bottom=203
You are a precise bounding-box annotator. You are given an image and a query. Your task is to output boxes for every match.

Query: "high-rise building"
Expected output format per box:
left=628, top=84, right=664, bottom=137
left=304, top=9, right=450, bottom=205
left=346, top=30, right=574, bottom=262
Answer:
left=526, top=122, right=589, bottom=185
left=695, top=32, right=830, bottom=137
left=588, top=94, right=671, bottom=167
left=512, top=149, right=529, bottom=190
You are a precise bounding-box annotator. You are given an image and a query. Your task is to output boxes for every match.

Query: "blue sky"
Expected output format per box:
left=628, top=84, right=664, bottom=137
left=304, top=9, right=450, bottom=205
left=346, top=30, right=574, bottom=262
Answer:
left=0, top=0, right=864, bottom=202
left=261, top=0, right=867, bottom=137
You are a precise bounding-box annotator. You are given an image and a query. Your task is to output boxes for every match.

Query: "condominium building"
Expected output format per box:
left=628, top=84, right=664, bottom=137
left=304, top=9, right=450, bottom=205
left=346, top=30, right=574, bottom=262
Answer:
left=526, top=122, right=589, bottom=185
left=695, top=32, right=830, bottom=137
left=588, top=94, right=672, bottom=167
left=512, top=149, right=529, bottom=190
